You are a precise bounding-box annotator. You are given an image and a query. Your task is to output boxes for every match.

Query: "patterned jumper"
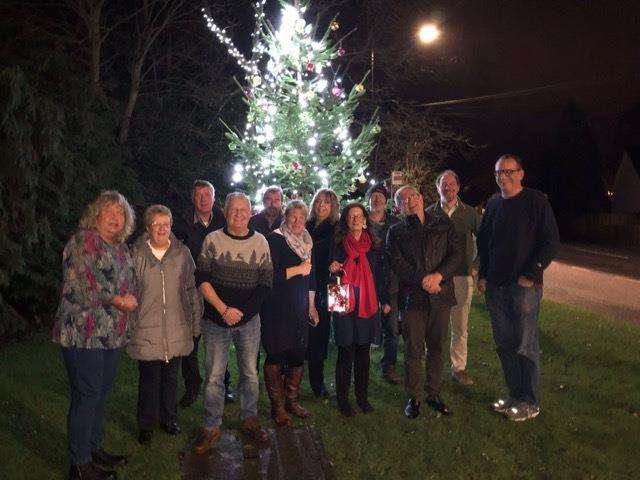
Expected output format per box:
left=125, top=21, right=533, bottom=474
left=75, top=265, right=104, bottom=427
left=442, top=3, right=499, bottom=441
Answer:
left=52, top=229, right=136, bottom=349
left=196, top=228, right=273, bottom=327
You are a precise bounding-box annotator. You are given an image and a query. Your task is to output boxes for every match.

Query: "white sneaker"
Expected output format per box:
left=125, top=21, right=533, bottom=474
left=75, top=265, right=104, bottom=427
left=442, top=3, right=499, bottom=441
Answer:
left=505, top=402, right=540, bottom=422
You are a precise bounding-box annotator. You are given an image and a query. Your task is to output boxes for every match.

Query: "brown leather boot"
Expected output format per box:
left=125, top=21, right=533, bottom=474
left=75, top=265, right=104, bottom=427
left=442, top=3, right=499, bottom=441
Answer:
left=241, top=416, right=269, bottom=443
left=194, top=427, right=221, bottom=455
left=263, top=364, right=292, bottom=426
left=284, top=366, right=310, bottom=418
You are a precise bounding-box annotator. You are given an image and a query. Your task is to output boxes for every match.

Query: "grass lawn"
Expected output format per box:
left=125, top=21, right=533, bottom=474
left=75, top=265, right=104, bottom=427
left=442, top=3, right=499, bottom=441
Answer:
left=1, top=297, right=639, bottom=479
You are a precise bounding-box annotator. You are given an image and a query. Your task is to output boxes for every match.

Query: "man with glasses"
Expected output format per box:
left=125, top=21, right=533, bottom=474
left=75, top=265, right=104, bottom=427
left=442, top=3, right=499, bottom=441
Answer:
left=387, top=185, right=462, bottom=419
left=477, top=154, right=559, bottom=422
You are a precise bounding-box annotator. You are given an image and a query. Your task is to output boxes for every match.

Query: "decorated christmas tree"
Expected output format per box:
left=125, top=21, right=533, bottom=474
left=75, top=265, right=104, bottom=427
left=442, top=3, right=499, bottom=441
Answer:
left=203, top=0, right=379, bottom=201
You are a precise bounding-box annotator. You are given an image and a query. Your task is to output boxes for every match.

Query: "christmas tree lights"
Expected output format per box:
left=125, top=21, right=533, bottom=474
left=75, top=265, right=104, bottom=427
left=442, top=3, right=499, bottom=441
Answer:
left=203, top=0, right=379, bottom=200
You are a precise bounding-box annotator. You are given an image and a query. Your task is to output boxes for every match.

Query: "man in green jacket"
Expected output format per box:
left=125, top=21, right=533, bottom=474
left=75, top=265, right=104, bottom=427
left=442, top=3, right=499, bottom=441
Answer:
left=427, top=170, right=481, bottom=386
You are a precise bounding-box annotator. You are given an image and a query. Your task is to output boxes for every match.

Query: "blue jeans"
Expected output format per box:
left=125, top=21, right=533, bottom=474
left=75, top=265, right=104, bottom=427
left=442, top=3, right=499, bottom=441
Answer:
left=61, top=347, right=120, bottom=465
left=202, top=317, right=261, bottom=428
left=485, top=283, right=542, bottom=406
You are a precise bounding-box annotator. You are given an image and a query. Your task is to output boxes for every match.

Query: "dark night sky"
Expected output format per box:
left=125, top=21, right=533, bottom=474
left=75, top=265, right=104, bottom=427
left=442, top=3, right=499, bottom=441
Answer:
left=230, top=0, right=640, bottom=192
left=415, top=0, right=638, bottom=101
left=395, top=0, right=640, bottom=191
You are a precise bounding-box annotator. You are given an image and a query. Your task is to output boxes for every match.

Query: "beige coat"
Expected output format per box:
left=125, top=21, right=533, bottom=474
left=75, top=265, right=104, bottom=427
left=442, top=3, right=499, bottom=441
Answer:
left=127, top=233, right=202, bottom=362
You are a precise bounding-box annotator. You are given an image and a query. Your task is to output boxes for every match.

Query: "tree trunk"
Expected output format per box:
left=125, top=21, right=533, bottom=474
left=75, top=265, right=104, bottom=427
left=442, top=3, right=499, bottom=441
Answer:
left=119, top=60, right=143, bottom=144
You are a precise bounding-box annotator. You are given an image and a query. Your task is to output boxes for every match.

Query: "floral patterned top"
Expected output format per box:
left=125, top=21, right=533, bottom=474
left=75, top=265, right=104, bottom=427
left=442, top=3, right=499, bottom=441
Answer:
left=52, top=229, right=136, bottom=349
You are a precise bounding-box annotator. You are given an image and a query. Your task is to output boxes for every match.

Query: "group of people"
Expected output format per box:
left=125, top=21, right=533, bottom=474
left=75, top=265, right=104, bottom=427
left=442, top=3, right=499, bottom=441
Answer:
left=52, top=153, right=559, bottom=480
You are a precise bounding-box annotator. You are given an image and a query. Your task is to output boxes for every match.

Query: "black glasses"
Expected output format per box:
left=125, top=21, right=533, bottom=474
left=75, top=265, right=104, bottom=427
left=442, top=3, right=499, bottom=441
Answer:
left=494, top=169, right=521, bottom=178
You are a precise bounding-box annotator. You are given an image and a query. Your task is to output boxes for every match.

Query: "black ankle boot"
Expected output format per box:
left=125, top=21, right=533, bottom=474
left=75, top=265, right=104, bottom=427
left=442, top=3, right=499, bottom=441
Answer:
left=69, top=462, right=117, bottom=480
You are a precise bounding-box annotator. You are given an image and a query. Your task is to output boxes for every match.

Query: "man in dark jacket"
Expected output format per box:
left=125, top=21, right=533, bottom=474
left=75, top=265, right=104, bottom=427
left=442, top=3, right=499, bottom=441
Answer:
left=426, top=170, right=481, bottom=387
left=366, top=184, right=401, bottom=384
left=172, top=180, right=232, bottom=408
left=387, top=185, right=462, bottom=419
left=248, top=185, right=284, bottom=235
left=477, top=154, right=559, bottom=422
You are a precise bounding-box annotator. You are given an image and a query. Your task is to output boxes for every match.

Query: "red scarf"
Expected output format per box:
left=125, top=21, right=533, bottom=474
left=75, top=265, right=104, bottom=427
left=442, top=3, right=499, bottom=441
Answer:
left=342, top=231, right=378, bottom=319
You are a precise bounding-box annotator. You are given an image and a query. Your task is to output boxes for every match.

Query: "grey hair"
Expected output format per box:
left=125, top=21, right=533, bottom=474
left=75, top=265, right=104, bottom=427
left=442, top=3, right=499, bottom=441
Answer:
left=393, top=185, right=418, bottom=206
left=262, top=185, right=284, bottom=204
left=308, top=188, right=340, bottom=225
left=223, top=192, right=251, bottom=216
left=284, top=199, right=309, bottom=220
left=78, top=190, right=135, bottom=243
left=143, top=204, right=173, bottom=230
left=436, top=169, right=460, bottom=188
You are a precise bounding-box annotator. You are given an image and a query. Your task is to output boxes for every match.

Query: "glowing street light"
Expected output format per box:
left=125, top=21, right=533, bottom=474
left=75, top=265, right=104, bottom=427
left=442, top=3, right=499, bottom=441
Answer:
left=418, top=23, right=441, bottom=44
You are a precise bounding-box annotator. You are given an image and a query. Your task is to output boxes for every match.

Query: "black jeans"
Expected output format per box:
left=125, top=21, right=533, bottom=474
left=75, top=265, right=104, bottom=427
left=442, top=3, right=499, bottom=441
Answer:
left=137, top=357, right=180, bottom=430
left=402, top=306, right=450, bottom=401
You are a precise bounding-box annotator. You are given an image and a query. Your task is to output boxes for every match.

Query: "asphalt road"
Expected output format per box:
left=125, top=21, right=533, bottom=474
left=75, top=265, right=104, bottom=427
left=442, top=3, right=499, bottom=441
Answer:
left=544, top=244, right=640, bottom=325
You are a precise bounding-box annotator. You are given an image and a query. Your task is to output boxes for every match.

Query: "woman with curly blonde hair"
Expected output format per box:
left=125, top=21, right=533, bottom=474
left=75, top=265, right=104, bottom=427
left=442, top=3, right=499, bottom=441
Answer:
left=53, top=190, right=138, bottom=480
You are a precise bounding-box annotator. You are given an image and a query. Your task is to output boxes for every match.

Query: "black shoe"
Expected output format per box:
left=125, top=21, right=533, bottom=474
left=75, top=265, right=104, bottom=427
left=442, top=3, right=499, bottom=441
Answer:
left=224, top=387, right=236, bottom=404
left=179, top=390, right=198, bottom=408
left=138, top=429, right=153, bottom=445
left=357, top=400, right=374, bottom=414
left=426, top=396, right=453, bottom=416
left=337, top=400, right=356, bottom=417
left=69, top=462, right=117, bottom=480
left=91, top=449, right=128, bottom=468
left=404, top=398, right=420, bottom=419
left=160, top=422, right=181, bottom=436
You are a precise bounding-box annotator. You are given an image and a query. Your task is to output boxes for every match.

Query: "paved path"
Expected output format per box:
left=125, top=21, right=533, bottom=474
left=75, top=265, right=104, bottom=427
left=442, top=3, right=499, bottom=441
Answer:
left=544, top=244, right=640, bottom=325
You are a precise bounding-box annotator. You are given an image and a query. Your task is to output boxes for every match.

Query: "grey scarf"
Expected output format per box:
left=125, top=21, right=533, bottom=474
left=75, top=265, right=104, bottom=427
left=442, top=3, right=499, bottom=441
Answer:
left=278, top=222, right=313, bottom=261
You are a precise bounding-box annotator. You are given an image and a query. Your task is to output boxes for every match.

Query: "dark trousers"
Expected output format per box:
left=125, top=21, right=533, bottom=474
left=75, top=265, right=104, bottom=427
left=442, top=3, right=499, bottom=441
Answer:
left=381, top=292, right=400, bottom=372
left=335, top=344, right=371, bottom=404
left=265, top=349, right=306, bottom=368
left=182, top=335, right=230, bottom=393
left=402, top=306, right=450, bottom=402
left=137, top=357, right=180, bottom=430
left=181, top=335, right=203, bottom=393
left=485, top=283, right=542, bottom=406
left=62, top=347, right=120, bottom=465
left=306, top=305, right=331, bottom=392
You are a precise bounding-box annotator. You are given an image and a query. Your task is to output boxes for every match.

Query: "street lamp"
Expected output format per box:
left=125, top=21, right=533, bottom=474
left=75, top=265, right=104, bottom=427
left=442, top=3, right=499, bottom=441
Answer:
left=418, top=23, right=441, bottom=44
